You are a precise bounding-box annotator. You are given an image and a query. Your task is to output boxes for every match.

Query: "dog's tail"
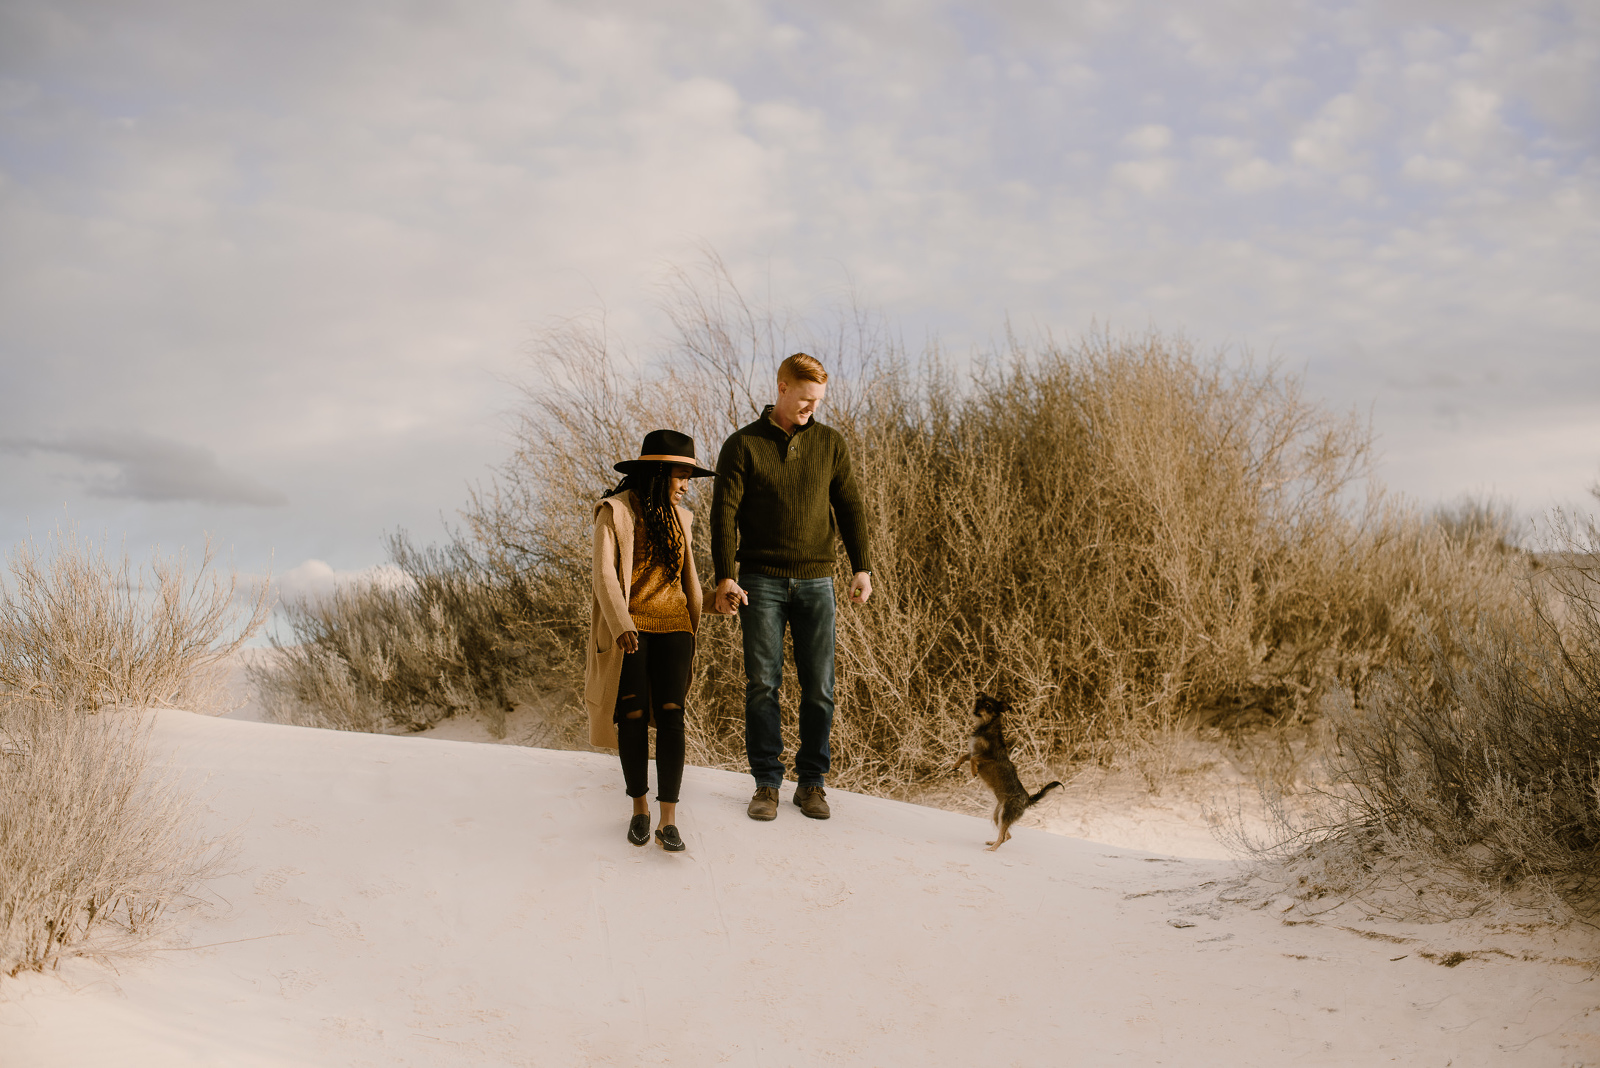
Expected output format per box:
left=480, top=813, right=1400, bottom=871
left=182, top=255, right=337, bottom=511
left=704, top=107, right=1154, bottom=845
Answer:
left=1027, top=781, right=1063, bottom=807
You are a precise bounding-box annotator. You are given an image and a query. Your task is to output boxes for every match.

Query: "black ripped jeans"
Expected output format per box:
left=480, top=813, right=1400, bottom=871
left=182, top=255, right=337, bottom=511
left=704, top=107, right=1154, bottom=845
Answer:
left=614, top=630, right=695, bottom=803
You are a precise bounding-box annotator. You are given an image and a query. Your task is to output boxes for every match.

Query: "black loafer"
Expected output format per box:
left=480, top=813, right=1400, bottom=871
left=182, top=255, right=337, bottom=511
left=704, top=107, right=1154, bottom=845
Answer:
left=628, top=813, right=651, bottom=847
left=655, top=825, right=686, bottom=852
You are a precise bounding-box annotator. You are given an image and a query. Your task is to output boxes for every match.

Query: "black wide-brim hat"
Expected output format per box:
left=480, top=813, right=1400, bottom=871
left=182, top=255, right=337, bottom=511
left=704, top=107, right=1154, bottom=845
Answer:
left=613, top=428, right=718, bottom=478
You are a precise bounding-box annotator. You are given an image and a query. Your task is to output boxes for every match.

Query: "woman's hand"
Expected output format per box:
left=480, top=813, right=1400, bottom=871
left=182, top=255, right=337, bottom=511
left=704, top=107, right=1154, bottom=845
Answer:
left=714, top=578, right=748, bottom=615
left=618, top=631, right=639, bottom=654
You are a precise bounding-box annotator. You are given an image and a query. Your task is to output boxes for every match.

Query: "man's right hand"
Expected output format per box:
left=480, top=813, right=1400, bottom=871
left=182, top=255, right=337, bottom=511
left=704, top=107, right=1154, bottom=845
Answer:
left=714, top=578, right=748, bottom=615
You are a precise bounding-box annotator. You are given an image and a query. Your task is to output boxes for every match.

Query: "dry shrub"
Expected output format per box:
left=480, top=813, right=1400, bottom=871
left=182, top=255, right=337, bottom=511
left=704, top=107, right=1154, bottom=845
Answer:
left=0, top=525, right=254, bottom=977
left=1430, top=494, right=1524, bottom=555
left=836, top=340, right=1369, bottom=785
left=253, top=261, right=1521, bottom=802
left=0, top=699, right=226, bottom=976
left=253, top=537, right=538, bottom=736
left=1290, top=503, right=1600, bottom=915
left=0, top=525, right=267, bottom=714
left=832, top=341, right=1524, bottom=793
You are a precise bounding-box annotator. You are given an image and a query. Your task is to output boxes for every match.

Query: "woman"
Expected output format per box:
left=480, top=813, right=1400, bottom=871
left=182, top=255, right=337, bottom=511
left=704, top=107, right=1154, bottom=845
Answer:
left=585, top=429, right=715, bottom=851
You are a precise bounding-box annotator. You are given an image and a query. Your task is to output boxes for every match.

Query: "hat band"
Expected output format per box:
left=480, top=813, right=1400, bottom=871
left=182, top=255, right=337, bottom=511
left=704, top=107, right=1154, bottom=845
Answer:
left=632, top=453, right=699, bottom=465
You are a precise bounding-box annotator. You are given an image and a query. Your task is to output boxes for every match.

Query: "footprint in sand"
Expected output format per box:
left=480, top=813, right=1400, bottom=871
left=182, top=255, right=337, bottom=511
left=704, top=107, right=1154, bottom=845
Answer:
left=319, top=1016, right=384, bottom=1046
left=310, top=907, right=365, bottom=942
left=799, top=875, right=851, bottom=910
left=355, top=878, right=406, bottom=900
left=273, top=816, right=322, bottom=838
left=272, top=968, right=326, bottom=1000
left=254, top=867, right=304, bottom=894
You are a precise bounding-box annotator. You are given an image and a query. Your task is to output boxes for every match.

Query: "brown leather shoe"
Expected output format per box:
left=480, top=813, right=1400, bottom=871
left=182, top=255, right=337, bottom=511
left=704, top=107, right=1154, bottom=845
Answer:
left=794, top=784, right=830, bottom=820
left=747, top=786, right=780, bottom=821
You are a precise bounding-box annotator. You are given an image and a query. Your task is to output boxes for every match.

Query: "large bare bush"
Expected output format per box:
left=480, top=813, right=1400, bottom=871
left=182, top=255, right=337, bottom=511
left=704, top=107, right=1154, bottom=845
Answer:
left=458, top=266, right=1515, bottom=794
left=0, top=526, right=254, bottom=977
left=254, top=538, right=538, bottom=736
left=0, top=698, right=226, bottom=977
left=1278, top=502, right=1599, bottom=915
left=0, top=526, right=267, bottom=714
left=254, top=261, right=1521, bottom=801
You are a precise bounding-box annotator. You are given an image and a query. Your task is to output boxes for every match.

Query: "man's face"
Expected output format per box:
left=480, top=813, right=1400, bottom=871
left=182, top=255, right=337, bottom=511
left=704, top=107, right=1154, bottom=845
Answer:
left=776, top=377, right=826, bottom=427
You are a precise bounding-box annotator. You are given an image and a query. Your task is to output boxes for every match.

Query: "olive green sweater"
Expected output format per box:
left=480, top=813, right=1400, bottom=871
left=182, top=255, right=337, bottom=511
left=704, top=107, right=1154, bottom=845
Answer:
left=711, top=406, right=872, bottom=582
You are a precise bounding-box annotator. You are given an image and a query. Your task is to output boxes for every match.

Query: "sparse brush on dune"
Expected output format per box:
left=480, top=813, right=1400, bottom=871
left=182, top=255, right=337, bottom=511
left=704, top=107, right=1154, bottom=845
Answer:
left=0, top=526, right=257, bottom=978
left=0, top=526, right=267, bottom=714
left=256, top=260, right=1527, bottom=805
left=253, top=536, right=543, bottom=737
left=1256, top=500, right=1600, bottom=917
left=0, top=698, right=226, bottom=977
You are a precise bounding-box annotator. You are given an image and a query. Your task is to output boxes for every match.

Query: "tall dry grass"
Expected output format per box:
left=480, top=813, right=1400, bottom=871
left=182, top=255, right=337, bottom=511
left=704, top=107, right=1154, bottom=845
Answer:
left=0, top=526, right=256, bottom=977
left=255, top=261, right=1524, bottom=802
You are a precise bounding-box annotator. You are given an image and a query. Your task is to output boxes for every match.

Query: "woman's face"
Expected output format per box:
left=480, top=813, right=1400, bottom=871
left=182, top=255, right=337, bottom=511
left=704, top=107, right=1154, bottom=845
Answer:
left=668, top=465, right=693, bottom=504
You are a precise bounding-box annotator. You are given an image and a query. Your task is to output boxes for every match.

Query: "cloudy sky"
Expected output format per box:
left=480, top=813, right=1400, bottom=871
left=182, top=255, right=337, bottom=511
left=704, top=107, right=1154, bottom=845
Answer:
left=2, top=0, right=1596, bottom=594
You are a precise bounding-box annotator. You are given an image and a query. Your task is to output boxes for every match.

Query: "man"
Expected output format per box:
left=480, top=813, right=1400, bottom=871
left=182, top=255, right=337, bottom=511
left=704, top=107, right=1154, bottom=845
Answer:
left=711, top=353, right=873, bottom=821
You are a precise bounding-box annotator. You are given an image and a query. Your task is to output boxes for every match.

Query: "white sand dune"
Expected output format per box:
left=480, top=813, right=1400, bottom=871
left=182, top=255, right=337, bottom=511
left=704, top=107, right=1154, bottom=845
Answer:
left=4, top=711, right=1599, bottom=1066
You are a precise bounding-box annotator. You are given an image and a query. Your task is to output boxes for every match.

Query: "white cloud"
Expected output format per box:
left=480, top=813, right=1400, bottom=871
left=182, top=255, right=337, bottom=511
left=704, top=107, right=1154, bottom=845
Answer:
left=1121, top=124, right=1173, bottom=152
left=1424, top=83, right=1509, bottom=157
left=1337, top=173, right=1378, bottom=200
left=0, top=0, right=1595, bottom=573
left=769, top=22, right=805, bottom=50
left=1223, top=158, right=1285, bottom=192
left=1192, top=136, right=1252, bottom=161
left=272, top=559, right=412, bottom=605
left=1110, top=158, right=1175, bottom=193
left=1401, top=154, right=1469, bottom=185
left=1290, top=92, right=1385, bottom=172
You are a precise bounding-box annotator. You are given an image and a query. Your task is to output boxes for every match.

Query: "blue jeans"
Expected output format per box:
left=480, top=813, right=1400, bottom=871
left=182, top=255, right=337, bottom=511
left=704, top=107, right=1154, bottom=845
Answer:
left=739, top=574, right=836, bottom=789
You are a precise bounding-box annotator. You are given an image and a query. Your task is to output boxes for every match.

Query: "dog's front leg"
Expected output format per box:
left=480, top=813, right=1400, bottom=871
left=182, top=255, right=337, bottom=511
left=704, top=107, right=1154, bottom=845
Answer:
left=951, top=753, right=971, bottom=775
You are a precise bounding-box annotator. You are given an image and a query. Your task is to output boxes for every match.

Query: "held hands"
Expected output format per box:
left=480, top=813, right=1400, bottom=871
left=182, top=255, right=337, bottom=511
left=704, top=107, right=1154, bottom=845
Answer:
left=713, top=574, right=870, bottom=613
left=714, top=578, right=748, bottom=616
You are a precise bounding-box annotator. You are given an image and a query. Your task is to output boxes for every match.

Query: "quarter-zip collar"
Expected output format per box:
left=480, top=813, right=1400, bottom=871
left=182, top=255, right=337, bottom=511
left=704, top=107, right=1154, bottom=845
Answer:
left=760, top=404, right=817, bottom=461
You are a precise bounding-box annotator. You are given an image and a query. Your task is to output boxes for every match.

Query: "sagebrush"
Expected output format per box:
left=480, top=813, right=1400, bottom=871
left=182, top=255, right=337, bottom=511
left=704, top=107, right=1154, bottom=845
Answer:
left=255, top=537, right=537, bottom=736
left=0, top=526, right=267, bottom=713
left=1272, top=503, right=1600, bottom=916
left=0, top=527, right=253, bottom=977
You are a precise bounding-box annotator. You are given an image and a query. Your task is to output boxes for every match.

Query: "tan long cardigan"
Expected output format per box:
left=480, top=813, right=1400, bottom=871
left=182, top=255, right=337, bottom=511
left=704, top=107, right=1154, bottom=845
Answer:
left=584, top=491, right=703, bottom=749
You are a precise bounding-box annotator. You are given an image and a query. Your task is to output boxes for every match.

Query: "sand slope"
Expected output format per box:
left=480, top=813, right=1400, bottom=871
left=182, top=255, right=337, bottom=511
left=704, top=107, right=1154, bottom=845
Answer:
left=3, top=711, right=1598, bottom=1067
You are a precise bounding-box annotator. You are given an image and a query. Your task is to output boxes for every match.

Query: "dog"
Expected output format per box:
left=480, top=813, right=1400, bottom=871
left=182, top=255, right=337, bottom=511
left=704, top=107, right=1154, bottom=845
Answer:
left=952, top=693, right=1062, bottom=850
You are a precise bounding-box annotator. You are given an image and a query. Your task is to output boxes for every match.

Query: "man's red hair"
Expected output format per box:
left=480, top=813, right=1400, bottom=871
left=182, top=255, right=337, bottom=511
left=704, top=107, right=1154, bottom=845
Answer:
left=778, top=353, right=828, bottom=385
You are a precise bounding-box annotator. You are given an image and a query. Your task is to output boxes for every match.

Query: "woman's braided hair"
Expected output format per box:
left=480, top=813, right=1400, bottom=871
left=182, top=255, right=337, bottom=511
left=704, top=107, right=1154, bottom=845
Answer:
left=607, top=463, right=685, bottom=581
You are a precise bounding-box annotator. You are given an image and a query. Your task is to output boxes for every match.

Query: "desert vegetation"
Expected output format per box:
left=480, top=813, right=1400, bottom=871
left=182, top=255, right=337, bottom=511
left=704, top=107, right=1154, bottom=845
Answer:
left=1250, top=503, right=1600, bottom=917
left=246, top=260, right=1600, bottom=915
left=0, top=527, right=263, bottom=977
left=256, top=264, right=1528, bottom=802
left=257, top=538, right=534, bottom=737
